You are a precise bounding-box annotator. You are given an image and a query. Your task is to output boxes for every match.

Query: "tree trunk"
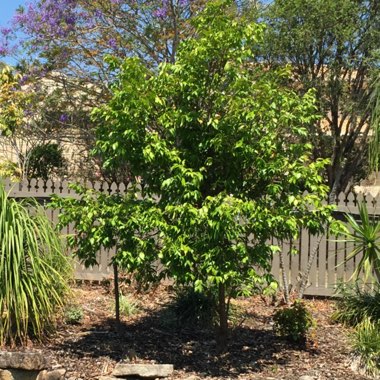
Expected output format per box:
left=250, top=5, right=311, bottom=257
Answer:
left=279, top=244, right=290, bottom=305
left=113, top=262, right=120, bottom=323
left=297, top=173, right=341, bottom=298
left=217, top=283, right=228, bottom=352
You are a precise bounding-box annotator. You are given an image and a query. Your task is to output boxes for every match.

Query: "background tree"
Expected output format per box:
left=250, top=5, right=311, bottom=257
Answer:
left=260, top=0, right=380, bottom=194
left=0, top=1, right=260, bottom=181
left=56, top=0, right=335, bottom=349
left=0, top=0, right=208, bottom=180
left=0, top=65, right=74, bottom=180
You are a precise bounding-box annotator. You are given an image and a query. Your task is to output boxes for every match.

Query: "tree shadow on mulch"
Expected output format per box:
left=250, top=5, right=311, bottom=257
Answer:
left=50, top=303, right=318, bottom=378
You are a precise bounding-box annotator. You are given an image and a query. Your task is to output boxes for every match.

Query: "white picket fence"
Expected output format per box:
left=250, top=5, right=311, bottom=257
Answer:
left=5, top=178, right=378, bottom=296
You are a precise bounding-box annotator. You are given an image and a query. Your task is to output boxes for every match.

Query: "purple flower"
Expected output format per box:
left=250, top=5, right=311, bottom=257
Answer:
left=94, top=9, right=103, bottom=18
left=154, top=7, right=168, bottom=18
left=0, top=27, right=12, bottom=36
left=59, top=113, right=69, bottom=123
left=23, top=108, right=34, bottom=117
left=154, top=0, right=189, bottom=19
left=108, top=38, right=117, bottom=50
left=0, top=45, right=9, bottom=56
left=19, top=75, right=29, bottom=85
left=11, top=0, right=79, bottom=40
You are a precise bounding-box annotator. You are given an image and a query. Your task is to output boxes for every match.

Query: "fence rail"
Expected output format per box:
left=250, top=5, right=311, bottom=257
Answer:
left=4, top=178, right=379, bottom=296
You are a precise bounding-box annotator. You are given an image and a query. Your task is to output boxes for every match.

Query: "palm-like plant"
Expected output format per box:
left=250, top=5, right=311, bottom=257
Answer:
left=0, top=182, right=72, bottom=345
left=340, top=202, right=380, bottom=282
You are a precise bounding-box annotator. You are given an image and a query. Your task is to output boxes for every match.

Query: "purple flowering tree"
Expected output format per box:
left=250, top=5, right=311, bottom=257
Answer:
left=1, top=0, right=211, bottom=82
left=0, top=0, right=258, bottom=181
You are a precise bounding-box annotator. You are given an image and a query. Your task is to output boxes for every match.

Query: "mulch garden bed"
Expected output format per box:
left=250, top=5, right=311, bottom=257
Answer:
left=10, top=282, right=372, bottom=380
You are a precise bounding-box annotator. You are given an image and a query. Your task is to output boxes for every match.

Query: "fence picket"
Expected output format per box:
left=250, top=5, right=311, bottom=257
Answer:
left=4, top=179, right=379, bottom=295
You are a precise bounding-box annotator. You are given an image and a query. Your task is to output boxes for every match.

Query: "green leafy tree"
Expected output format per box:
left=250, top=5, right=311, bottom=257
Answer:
left=261, top=0, right=380, bottom=193
left=260, top=0, right=380, bottom=297
left=55, top=0, right=335, bottom=349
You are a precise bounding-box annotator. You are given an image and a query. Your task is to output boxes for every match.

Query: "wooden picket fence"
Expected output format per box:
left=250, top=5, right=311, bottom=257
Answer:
left=4, top=178, right=379, bottom=297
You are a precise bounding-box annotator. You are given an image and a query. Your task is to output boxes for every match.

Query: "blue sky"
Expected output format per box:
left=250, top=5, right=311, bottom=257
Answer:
left=0, top=0, right=26, bottom=28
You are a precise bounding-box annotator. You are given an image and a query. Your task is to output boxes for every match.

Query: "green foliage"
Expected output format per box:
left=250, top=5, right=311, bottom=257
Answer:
left=333, top=283, right=380, bottom=327
left=334, top=202, right=380, bottom=282
left=26, top=143, right=66, bottom=180
left=55, top=0, right=335, bottom=346
left=173, top=286, right=218, bottom=328
left=52, top=184, right=162, bottom=283
left=273, top=300, right=316, bottom=343
left=64, top=304, right=83, bottom=325
left=94, top=0, right=333, bottom=288
left=351, top=317, right=380, bottom=378
left=117, top=295, right=139, bottom=318
left=0, top=182, right=72, bottom=345
left=261, top=0, right=380, bottom=192
left=0, top=66, right=25, bottom=135
left=0, top=160, right=22, bottom=181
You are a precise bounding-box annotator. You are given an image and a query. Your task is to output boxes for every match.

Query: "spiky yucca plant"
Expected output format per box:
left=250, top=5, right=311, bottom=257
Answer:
left=339, top=202, right=380, bottom=282
left=0, top=182, right=72, bottom=345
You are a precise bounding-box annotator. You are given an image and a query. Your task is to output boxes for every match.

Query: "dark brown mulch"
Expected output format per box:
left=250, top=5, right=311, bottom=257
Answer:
left=20, top=284, right=372, bottom=379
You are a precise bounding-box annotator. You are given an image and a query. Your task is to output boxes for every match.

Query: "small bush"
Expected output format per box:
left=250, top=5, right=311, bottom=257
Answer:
left=173, top=286, right=217, bottom=328
left=118, top=295, right=139, bottom=317
left=273, top=300, right=315, bottom=343
left=333, top=283, right=380, bottom=327
left=26, top=143, right=66, bottom=180
left=0, top=160, right=21, bottom=181
left=64, top=305, right=83, bottom=325
left=351, top=317, right=380, bottom=377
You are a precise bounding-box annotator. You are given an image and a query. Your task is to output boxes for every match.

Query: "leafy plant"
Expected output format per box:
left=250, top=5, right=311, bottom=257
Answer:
left=0, top=160, right=21, bottom=181
left=64, top=305, right=83, bottom=325
left=56, top=0, right=334, bottom=350
left=273, top=300, right=316, bottom=343
left=333, top=283, right=380, bottom=327
left=26, top=143, right=66, bottom=180
left=173, top=286, right=218, bottom=328
left=337, top=201, right=380, bottom=282
left=117, top=295, right=139, bottom=318
left=0, top=182, right=72, bottom=345
left=351, top=317, right=380, bottom=378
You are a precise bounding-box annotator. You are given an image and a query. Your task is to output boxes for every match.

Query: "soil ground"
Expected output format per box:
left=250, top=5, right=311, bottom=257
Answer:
left=11, top=282, right=372, bottom=380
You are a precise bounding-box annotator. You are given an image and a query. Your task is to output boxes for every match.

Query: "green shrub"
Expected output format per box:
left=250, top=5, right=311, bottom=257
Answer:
left=26, top=143, right=66, bottom=180
left=0, top=160, right=21, bottom=181
left=0, top=182, right=72, bottom=345
left=273, top=300, right=316, bottom=343
left=64, top=305, right=83, bottom=325
left=333, top=283, right=380, bottom=327
left=351, top=317, right=380, bottom=377
left=173, top=286, right=218, bottom=328
left=118, top=295, right=139, bottom=318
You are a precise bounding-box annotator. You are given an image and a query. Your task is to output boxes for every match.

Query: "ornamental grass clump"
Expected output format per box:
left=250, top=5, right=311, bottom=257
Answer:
left=333, top=283, right=380, bottom=327
left=351, top=317, right=380, bottom=378
left=0, top=182, right=72, bottom=345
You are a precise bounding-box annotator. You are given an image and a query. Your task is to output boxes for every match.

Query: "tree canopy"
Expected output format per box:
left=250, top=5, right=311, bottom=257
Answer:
left=261, top=0, right=380, bottom=193
left=54, top=0, right=335, bottom=348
